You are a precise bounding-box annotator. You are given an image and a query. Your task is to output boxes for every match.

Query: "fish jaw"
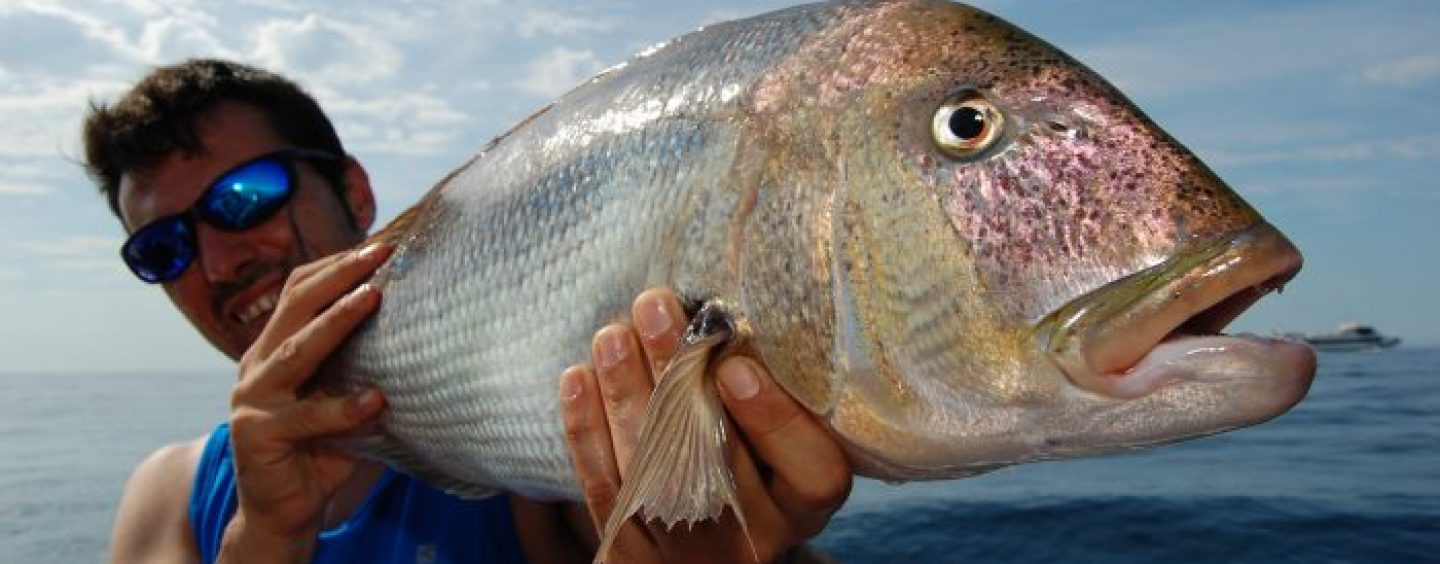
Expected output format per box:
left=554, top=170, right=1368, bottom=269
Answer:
left=1028, top=332, right=1315, bottom=464
left=816, top=216, right=1316, bottom=480
left=1039, top=223, right=1315, bottom=402
left=985, top=221, right=1320, bottom=466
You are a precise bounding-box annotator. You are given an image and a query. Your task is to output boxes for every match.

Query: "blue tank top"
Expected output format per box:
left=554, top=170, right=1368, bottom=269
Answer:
left=189, top=423, right=527, bottom=564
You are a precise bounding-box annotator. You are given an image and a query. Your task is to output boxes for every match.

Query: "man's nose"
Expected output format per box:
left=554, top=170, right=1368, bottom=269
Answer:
left=193, top=222, right=258, bottom=282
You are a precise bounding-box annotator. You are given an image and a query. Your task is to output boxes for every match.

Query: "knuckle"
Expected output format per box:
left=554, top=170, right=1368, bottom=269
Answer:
left=238, top=346, right=274, bottom=376
left=293, top=398, right=326, bottom=425
left=238, top=348, right=259, bottom=370
left=341, top=286, right=374, bottom=314
left=228, top=405, right=264, bottom=430
left=789, top=519, right=825, bottom=543
left=562, top=410, right=595, bottom=444
left=272, top=337, right=304, bottom=366
left=278, top=283, right=301, bottom=306
left=747, top=399, right=807, bottom=439
left=229, top=380, right=257, bottom=408
left=286, top=398, right=333, bottom=437
left=638, top=331, right=676, bottom=356
left=594, top=373, right=641, bottom=409
left=349, top=247, right=373, bottom=265
left=285, top=265, right=312, bottom=288
left=280, top=266, right=317, bottom=301
left=793, top=471, right=852, bottom=510
left=598, top=376, right=631, bottom=407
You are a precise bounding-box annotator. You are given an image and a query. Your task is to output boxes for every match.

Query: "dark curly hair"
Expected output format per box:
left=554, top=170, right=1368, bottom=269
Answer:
left=82, top=58, right=348, bottom=220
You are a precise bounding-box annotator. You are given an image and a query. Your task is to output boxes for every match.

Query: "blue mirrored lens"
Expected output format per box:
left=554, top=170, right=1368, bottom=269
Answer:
left=199, top=158, right=291, bottom=230
left=121, top=217, right=196, bottom=283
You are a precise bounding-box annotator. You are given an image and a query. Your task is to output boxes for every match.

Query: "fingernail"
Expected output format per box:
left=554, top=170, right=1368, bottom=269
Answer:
left=348, top=283, right=376, bottom=303
left=561, top=367, right=585, bottom=402
left=636, top=295, right=672, bottom=340
left=720, top=359, right=760, bottom=401
left=354, top=389, right=383, bottom=412
left=596, top=327, right=627, bottom=369
left=357, top=243, right=388, bottom=260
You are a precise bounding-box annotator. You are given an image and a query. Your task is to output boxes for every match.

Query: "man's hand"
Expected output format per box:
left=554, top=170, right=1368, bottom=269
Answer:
left=221, top=243, right=392, bottom=561
left=560, top=288, right=852, bottom=563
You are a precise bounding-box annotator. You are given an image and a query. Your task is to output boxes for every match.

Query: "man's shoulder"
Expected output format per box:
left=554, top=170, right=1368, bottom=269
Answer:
left=124, top=437, right=208, bottom=509
left=110, top=436, right=208, bottom=563
left=135, top=437, right=208, bottom=480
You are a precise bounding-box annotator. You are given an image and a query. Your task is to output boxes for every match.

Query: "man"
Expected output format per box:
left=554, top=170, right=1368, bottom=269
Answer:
left=84, top=59, right=850, bottom=563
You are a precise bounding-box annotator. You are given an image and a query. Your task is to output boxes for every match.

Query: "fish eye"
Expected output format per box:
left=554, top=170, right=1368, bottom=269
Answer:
left=932, top=90, right=1005, bottom=159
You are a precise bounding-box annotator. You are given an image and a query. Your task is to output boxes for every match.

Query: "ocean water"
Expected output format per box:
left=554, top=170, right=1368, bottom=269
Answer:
left=816, top=348, right=1440, bottom=563
left=1, top=349, right=1436, bottom=563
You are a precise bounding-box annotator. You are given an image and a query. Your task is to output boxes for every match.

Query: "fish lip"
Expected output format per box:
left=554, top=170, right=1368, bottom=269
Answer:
left=1042, top=223, right=1307, bottom=398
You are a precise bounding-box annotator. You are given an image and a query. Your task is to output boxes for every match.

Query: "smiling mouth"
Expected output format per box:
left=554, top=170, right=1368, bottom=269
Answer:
left=1040, top=223, right=1311, bottom=399
left=234, top=290, right=280, bottom=326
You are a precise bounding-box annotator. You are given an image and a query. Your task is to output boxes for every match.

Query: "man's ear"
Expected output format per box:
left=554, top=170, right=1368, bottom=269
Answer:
left=341, top=156, right=377, bottom=234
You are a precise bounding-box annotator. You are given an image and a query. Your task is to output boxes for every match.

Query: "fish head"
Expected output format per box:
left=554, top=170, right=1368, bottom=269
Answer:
left=743, top=0, right=1317, bottom=477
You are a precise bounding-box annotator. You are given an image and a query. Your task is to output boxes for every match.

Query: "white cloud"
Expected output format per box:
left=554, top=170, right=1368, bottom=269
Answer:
left=1072, top=4, right=1440, bottom=99
left=513, top=7, right=615, bottom=39
left=1241, top=174, right=1438, bottom=205
left=53, top=258, right=123, bottom=272
left=0, top=161, right=68, bottom=196
left=5, top=1, right=227, bottom=65
left=516, top=47, right=604, bottom=98
left=319, top=90, right=470, bottom=155
left=1364, top=54, right=1440, bottom=87
left=94, top=0, right=203, bottom=19
left=1210, top=136, right=1440, bottom=167
left=0, top=76, right=132, bottom=159
left=132, top=12, right=229, bottom=62
left=234, top=0, right=304, bottom=11
left=698, top=8, right=765, bottom=27
left=2, top=235, right=131, bottom=281
left=0, top=181, right=52, bottom=196
left=0, top=77, right=96, bottom=112
left=7, top=2, right=131, bottom=56
left=13, top=235, right=115, bottom=259
left=0, top=162, right=57, bottom=177
left=250, top=13, right=402, bottom=84
left=1246, top=176, right=1374, bottom=195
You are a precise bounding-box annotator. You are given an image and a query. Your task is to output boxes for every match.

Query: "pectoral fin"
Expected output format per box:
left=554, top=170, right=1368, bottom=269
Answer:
left=594, top=301, right=757, bottom=563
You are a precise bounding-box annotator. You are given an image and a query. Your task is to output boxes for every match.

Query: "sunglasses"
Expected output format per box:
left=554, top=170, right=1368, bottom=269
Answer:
left=120, top=148, right=339, bottom=283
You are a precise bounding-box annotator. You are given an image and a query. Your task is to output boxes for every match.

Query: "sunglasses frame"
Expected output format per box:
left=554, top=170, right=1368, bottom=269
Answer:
left=120, top=148, right=340, bottom=283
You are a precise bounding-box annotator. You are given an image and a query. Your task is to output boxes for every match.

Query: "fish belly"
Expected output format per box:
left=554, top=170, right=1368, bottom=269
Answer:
left=335, top=122, right=753, bottom=500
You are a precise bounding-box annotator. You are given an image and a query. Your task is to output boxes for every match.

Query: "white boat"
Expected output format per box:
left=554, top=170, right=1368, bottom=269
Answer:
left=1297, top=323, right=1401, bottom=352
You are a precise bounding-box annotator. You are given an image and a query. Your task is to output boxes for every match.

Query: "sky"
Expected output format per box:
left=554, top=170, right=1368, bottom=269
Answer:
left=0, top=0, right=1436, bottom=374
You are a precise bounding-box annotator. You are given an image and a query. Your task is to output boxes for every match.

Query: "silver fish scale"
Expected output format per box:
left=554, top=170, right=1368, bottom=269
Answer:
left=329, top=2, right=860, bottom=500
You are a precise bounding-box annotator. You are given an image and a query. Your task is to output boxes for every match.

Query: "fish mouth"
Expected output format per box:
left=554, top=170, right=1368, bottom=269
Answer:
left=1041, top=223, right=1316, bottom=399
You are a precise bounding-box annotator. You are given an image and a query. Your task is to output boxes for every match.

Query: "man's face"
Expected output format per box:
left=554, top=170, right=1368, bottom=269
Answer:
left=117, top=101, right=375, bottom=360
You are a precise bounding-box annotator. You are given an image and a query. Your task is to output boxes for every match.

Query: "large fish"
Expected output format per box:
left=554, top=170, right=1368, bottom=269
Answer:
left=320, top=0, right=1317, bottom=556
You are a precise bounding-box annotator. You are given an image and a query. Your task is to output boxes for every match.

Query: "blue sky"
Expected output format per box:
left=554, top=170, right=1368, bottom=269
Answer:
left=0, top=0, right=1436, bottom=374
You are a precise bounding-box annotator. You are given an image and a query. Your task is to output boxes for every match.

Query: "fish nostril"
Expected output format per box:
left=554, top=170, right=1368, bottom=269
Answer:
left=1032, top=119, right=1077, bottom=140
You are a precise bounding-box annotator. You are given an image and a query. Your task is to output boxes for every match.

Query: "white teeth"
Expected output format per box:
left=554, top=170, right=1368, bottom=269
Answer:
left=237, top=291, right=280, bottom=325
